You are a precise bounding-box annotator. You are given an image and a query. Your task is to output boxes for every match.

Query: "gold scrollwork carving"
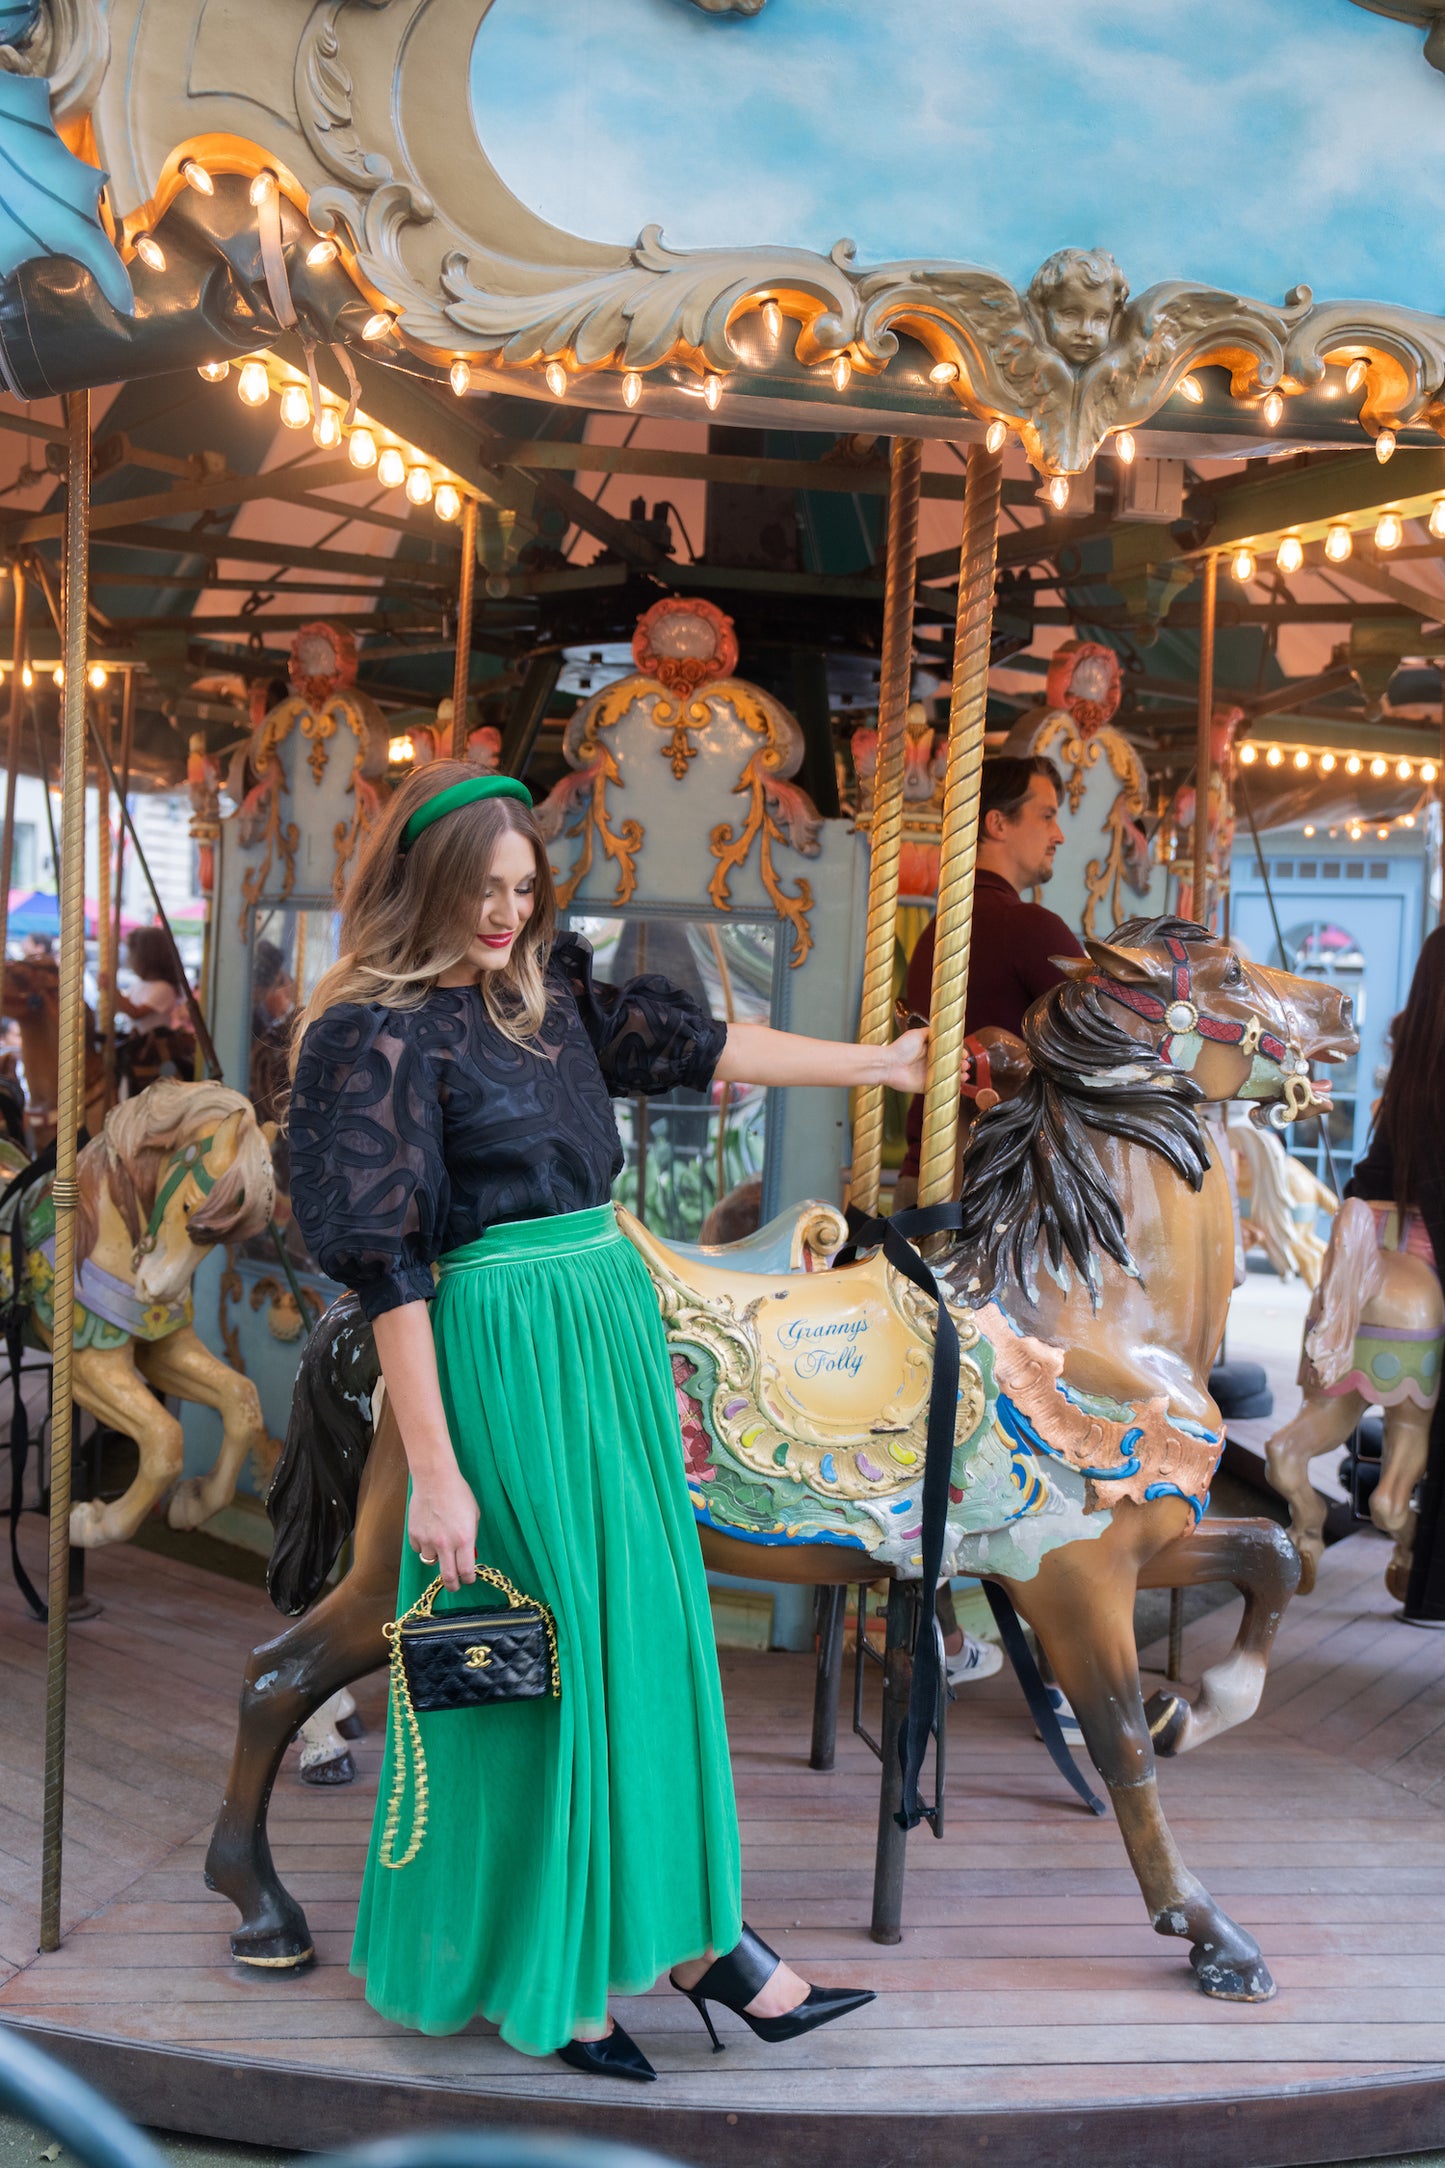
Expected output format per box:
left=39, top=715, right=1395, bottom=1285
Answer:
left=248, top=1272, right=326, bottom=1343
left=1031, top=713, right=1152, bottom=938
left=706, top=684, right=821, bottom=968
left=651, top=695, right=712, bottom=779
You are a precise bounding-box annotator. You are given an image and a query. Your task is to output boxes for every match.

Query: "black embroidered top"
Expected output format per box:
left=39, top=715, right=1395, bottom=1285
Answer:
left=288, top=933, right=726, bottom=1319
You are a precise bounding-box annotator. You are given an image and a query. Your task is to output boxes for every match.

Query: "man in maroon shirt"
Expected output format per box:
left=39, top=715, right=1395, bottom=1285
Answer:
left=895, top=754, right=1083, bottom=1205
left=890, top=754, right=1083, bottom=1692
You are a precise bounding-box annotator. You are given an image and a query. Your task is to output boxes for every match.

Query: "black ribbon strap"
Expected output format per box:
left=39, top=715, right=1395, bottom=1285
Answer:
left=844, top=1203, right=1104, bottom=1829
left=2, top=1139, right=60, bottom=1622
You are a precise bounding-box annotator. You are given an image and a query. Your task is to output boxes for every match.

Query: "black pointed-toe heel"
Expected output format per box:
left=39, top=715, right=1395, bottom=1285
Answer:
left=671, top=1924, right=875, bottom=2051
left=556, top=2021, right=656, bottom=2082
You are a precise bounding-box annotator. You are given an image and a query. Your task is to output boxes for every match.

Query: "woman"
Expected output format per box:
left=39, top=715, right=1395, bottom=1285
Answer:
left=287, top=763, right=927, bottom=2079
left=117, top=925, right=190, bottom=1036
left=1343, top=924, right=1445, bottom=1617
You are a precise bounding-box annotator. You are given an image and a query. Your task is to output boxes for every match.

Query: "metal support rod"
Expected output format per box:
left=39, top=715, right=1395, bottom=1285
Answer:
left=809, top=1584, right=848, bottom=1773
left=870, top=1581, right=914, bottom=1944
left=1191, top=552, right=1218, bottom=928
left=0, top=561, right=28, bottom=966
left=110, top=668, right=135, bottom=1064
left=1167, top=1587, right=1185, bottom=1682
left=917, top=443, right=1004, bottom=1210
left=40, top=390, right=90, bottom=1953
left=850, top=437, right=923, bottom=1216
left=450, top=496, right=479, bottom=761
left=94, top=699, right=115, bottom=1102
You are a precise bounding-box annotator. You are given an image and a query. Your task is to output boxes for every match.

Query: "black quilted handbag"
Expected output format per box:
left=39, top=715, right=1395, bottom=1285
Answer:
left=379, top=1563, right=560, bottom=1869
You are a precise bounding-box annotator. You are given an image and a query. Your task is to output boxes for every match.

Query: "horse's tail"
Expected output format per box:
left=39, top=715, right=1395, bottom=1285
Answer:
left=266, top=1291, right=380, bottom=1616
left=1303, top=1197, right=1383, bottom=1385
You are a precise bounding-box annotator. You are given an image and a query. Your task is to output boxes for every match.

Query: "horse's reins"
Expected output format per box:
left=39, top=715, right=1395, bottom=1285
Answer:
left=134, top=1136, right=218, bottom=1261
left=1094, top=935, right=1325, bottom=1128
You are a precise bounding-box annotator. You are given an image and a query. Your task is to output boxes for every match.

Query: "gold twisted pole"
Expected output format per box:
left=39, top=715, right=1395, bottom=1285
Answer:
left=40, top=390, right=90, bottom=1952
left=850, top=436, right=923, bottom=1216
left=1192, top=550, right=1218, bottom=928
left=450, top=495, right=479, bottom=761
left=916, top=441, right=1004, bottom=1210
left=0, top=560, right=28, bottom=970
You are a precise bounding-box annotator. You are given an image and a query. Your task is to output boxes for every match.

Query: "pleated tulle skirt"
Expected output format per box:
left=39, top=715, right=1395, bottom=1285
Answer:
left=349, top=1205, right=742, bottom=2054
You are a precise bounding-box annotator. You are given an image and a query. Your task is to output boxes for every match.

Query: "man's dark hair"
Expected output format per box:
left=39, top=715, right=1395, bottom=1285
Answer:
left=980, top=755, right=1063, bottom=829
left=253, top=938, right=287, bottom=995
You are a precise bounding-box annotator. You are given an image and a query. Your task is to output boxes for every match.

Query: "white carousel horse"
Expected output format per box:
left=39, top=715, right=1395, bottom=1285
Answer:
left=1229, top=1107, right=1337, bottom=1287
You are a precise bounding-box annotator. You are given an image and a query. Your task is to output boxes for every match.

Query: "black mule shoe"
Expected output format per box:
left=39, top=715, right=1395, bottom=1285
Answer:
left=556, top=2021, right=656, bottom=2082
left=671, top=1924, right=875, bottom=2051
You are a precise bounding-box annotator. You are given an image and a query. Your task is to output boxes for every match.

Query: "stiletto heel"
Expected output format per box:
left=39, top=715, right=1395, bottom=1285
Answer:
left=671, top=1924, right=874, bottom=2049
left=556, top=2021, right=656, bottom=2082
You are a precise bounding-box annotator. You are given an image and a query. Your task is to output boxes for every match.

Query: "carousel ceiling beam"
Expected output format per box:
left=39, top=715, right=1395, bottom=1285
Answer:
left=1320, top=547, right=1445, bottom=625
left=1128, top=666, right=1360, bottom=718
left=90, top=572, right=443, bottom=597
left=1, top=457, right=359, bottom=543
left=476, top=438, right=1044, bottom=504
left=113, top=609, right=445, bottom=635
left=85, top=521, right=457, bottom=585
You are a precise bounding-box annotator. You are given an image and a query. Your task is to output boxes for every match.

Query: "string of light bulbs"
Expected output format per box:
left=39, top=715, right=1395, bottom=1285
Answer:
left=1237, top=741, right=1438, bottom=783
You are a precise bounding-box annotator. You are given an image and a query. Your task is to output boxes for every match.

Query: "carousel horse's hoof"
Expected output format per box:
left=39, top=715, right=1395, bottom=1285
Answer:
left=68, top=1499, right=116, bottom=1549
left=1292, top=1542, right=1320, bottom=1598
left=203, top=1846, right=316, bottom=1971
left=335, top=1710, right=366, bottom=1741
left=167, top=1476, right=218, bottom=1532
left=299, top=1750, right=356, bottom=1787
left=1143, top=1689, right=1189, bottom=1757
left=1385, top=1551, right=1412, bottom=1604
left=1188, top=1942, right=1276, bottom=2003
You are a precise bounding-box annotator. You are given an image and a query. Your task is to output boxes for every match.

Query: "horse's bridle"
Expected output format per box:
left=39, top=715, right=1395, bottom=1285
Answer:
left=134, top=1136, right=217, bottom=1260
left=1096, top=935, right=1324, bottom=1127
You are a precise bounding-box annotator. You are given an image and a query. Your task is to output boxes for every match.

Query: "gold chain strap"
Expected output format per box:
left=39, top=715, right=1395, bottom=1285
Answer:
left=378, top=1562, right=561, bottom=1872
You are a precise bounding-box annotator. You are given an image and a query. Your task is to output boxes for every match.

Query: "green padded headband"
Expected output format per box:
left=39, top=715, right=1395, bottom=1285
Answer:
left=399, top=774, right=533, bottom=851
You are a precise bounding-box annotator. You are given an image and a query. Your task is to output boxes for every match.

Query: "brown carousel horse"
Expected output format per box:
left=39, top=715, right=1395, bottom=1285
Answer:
left=204, top=918, right=1353, bottom=2002
left=0, top=958, right=107, bottom=1145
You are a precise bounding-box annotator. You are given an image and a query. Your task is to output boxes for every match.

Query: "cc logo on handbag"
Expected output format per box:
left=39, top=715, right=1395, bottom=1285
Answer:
left=464, top=1645, right=493, bottom=1669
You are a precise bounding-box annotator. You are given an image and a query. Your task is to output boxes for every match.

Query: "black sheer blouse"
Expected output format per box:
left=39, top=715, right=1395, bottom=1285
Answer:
left=288, top=933, right=727, bottom=1319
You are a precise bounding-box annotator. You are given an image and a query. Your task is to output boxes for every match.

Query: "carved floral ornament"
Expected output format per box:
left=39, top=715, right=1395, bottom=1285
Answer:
left=18, top=0, right=1445, bottom=475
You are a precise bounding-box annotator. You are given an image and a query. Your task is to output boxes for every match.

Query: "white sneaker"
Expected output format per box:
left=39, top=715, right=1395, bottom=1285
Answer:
left=945, top=1633, right=1004, bottom=1685
left=1033, top=1683, right=1084, bottom=1745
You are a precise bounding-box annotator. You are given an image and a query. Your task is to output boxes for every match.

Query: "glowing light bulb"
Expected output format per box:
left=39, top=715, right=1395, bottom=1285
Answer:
left=1262, top=389, right=1285, bottom=427
left=197, top=360, right=229, bottom=384
left=1378, top=825, right=1390, bottom=839
left=1397, top=757, right=1413, bottom=780
left=51, top=666, right=63, bottom=687
left=449, top=360, right=472, bottom=398
left=1114, top=429, right=1137, bottom=465
left=1045, top=475, right=1071, bottom=513
left=20, top=667, right=32, bottom=690
left=1346, top=753, right=1363, bottom=775
left=1404, top=813, right=1417, bottom=827
left=622, top=370, right=642, bottom=409
left=388, top=735, right=415, bottom=767
left=361, top=312, right=394, bottom=342
left=1231, top=546, right=1257, bottom=583
left=703, top=373, right=724, bottom=412
left=347, top=426, right=377, bottom=469
left=237, top=360, right=270, bottom=406
left=1303, top=825, right=1316, bottom=837
left=830, top=355, right=852, bottom=392
left=1320, top=751, right=1337, bottom=773
left=404, top=465, right=433, bottom=507
left=545, top=361, right=568, bottom=399
left=985, top=420, right=1008, bottom=454
left=305, top=238, right=338, bottom=268
left=761, top=300, right=783, bottom=339
left=435, top=483, right=462, bottom=522
left=179, top=158, right=213, bottom=196
left=1370, top=755, right=1389, bottom=776
left=1431, top=500, right=1445, bottom=540
left=929, top=360, right=960, bottom=384
left=88, top=664, right=107, bottom=690
left=1238, top=742, right=1258, bottom=766
left=1277, top=534, right=1304, bottom=574
left=133, top=232, right=165, bottom=272
left=1265, top=745, right=1284, bottom=767
left=1346, top=359, right=1368, bottom=393
left=1177, top=373, right=1204, bottom=404
left=1325, top=522, right=1353, bottom=562
left=1375, top=428, right=1397, bottom=463
left=1349, top=822, right=1364, bottom=839
left=1293, top=748, right=1310, bottom=769
left=1375, top=511, right=1403, bottom=550
left=1423, top=761, right=1439, bottom=782
left=249, top=170, right=277, bottom=207
left=313, top=407, right=342, bottom=450
left=279, top=383, right=311, bottom=430
left=376, top=445, right=405, bottom=489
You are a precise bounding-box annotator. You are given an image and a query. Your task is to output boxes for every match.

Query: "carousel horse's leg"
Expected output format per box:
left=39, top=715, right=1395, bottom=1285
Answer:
left=999, top=1499, right=1276, bottom=2002
left=203, top=1402, right=406, bottom=1968
left=1265, top=1385, right=1366, bottom=1594
left=66, top=1345, right=188, bottom=1547
left=135, top=1325, right=270, bottom=1532
left=1372, top=1398, right=1434, bottom=1601
left=1137, top=1517, right=1301, bottom=1755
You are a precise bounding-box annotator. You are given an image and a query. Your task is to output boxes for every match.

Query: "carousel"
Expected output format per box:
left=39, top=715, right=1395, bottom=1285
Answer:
left=2, top=3, right=1445, bottom=2163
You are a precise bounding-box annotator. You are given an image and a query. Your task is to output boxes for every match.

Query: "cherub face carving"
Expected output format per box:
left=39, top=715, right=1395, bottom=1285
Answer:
left=1027, top=249, right=1129, bottom=369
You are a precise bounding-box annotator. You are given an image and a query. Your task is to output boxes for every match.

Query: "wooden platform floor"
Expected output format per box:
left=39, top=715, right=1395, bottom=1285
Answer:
left=3, top=1525, right=1445, bottom=2168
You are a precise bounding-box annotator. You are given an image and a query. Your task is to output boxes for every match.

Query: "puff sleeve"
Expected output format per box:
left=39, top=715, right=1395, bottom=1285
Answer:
left=288, top=1003, right=450, bottom=1319
left=553, top=932, right=726, bottom=1097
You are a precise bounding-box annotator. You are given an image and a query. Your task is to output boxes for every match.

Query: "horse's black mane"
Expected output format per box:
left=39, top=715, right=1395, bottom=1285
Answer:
left=953, top=915, right=1213, bottom=1305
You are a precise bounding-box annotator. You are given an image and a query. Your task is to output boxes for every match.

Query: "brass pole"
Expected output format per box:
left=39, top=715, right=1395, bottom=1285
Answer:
left=40, top=390, right=90, bottom=1953
left=450, top=496, right=479, bottom=761
left=112, top=665, right=134, bottom=972
left=0, top=561, right=29, bottom=968
left=95, top=696, right=115, bottom=1102
left=1192, top=551, right=1218, bottom=928
left=916, top=443, right=1004, bottom=1210
left=851, top=436, right=923, bottom=1216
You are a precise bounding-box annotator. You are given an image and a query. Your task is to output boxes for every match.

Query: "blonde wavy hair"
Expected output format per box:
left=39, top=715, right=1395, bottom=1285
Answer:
left=291, top=761, right=557, bottom=1068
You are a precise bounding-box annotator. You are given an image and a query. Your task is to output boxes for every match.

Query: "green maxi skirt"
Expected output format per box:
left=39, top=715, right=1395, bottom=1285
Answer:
left=350, top=1204, right=743, bottom=2054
